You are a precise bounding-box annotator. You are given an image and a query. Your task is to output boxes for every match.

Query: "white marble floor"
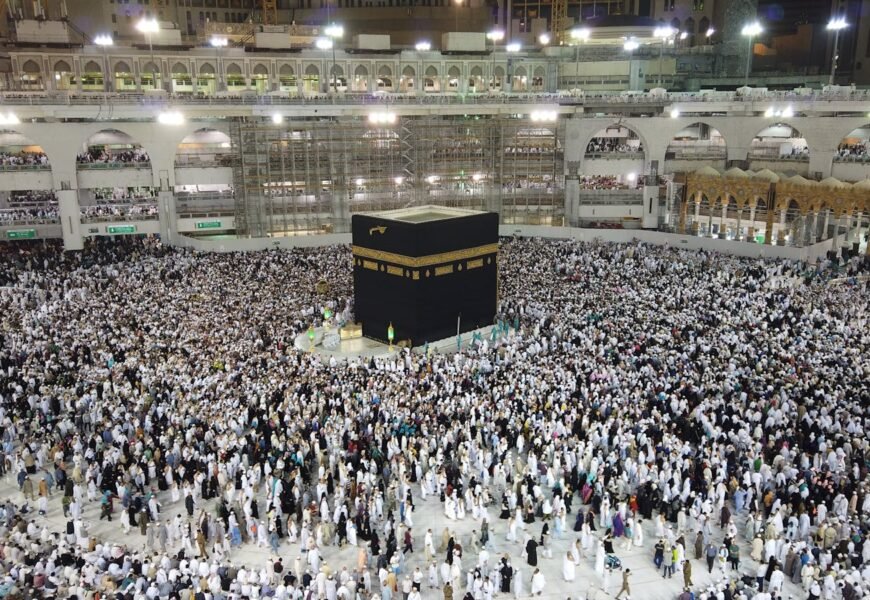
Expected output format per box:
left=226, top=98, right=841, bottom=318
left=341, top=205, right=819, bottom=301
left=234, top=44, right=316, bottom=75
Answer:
left=2, top=469, right=807, bottom=600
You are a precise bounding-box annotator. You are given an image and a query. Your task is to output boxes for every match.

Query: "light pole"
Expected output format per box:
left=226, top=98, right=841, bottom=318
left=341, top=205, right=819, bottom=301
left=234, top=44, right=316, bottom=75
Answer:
left=570, top=27, right=590, bottom=91
left=827, top=17, right=848, bottom=86
left=315, top=37, right=333, bottom=94
left=654, top=26, right=675, bottom=86
left=624, top=38, right=639, bottom=91
left=741, top=21, right=763, bottom=88
left=506, top=42, right=521, bottom=92
left=486, top=30, right=504, bottom=91
left=325, top=23, right=343, bottom=94
left=209, top=36, right=228, bottom=93
left=136, top=18, right=160, bottom=92
left=94, top=34, right=113, bottom=101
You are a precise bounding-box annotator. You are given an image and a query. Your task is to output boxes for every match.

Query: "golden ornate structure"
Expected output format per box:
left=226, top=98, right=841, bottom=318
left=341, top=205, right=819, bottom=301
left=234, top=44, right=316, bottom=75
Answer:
left=682, top=168, right=870, bottom=246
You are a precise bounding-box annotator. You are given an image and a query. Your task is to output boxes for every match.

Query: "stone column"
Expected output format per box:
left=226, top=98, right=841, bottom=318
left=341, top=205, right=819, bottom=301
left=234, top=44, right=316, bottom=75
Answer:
left=57, top=189, right=83, bottom=251
left=157, top=190, right=177, bottom=247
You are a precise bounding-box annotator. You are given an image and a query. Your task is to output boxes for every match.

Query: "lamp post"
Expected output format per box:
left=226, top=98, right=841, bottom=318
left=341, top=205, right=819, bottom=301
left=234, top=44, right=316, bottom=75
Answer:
left=136, top=18, right=160, bottom=92
left=570, top=27, right=590, bottom=91
left=315, top=37, right=333, bottom=93
left=486, top=30, right=504, bottom=91
left=741, top=21, right=763, bottom=88
left=624, top=38, right=639, bottom=91
left=387, top=322, right=395, bottom=351
left=827, top=17, right=848, bottom=86
left=94, top=34, right=113, bottom=101
left=325, top=23, right=343, bottom=94
left=209, top=36, right=228, bottom=93
left=653, top=26, right=675, bottom=86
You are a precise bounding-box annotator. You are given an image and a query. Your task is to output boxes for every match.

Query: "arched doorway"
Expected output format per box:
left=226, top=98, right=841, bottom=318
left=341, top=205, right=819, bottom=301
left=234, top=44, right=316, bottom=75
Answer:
left=140, top=60, right=161, bottom=91
left=748, top=123, right=808, bottom=174
left=252, top=63, right=270, bottom=93
left=377, top=65, right=393, bottom=92
left=833, top=124, right=870, bottom=182
left=513, top=66, right=527, bottom=92
left=400, top=66, right=415, bottom=93
left=53, top=60, right=73, bottom=90
left=353, top=65, right=369, bottom=92
left=20, top=59, right=42, bottom=91
left=197, top=62, right=216, bottom=95
left=424, top=66, right=439, bottom=93
left=226, top=63, right=246, bottom=91
left=81, top=60, right=104, bottom=92
left=664, top=122, right=727, bottom=174
left=175, top=128, right=232, bottom=168
left=278, top=64, right=297, bottom=94
left=171, top=62, right=192, bottom=94
left=303, top=64, right=320, bottom=94
left=446, top=66, right=460, bottom=92
left=78, top=129, right=150, bottom=168
left=0, top=130, right=50, bottom=170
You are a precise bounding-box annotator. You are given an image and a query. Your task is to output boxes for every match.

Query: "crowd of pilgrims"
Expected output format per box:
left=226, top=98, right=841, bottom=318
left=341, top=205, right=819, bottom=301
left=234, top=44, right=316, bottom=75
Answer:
left=584, top=138, right=643, bottom=155
left=76, top=147, right=151, bottom=165
left=835, top=143, right=870, bottom=162
left=0, top=152, right=49, bottom=168
left=0, top=236, right=868, bottom=600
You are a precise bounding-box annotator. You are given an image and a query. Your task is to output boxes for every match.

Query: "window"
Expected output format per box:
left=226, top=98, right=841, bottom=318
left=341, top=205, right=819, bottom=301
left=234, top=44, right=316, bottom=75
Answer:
left=112, top=13, right=117, bottom=22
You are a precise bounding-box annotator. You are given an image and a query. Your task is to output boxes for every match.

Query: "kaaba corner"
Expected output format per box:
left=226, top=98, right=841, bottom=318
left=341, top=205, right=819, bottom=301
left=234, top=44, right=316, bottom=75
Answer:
left=351, top=206, right=499, bottom=346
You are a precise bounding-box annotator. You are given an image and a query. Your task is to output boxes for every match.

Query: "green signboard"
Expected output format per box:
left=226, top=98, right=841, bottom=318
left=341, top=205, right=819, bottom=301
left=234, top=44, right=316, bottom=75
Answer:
left=196, top=220, right=223, bottom=230
left=6, top=229, right=36, bottom=240
left=106, top=225, right=137, bottom=234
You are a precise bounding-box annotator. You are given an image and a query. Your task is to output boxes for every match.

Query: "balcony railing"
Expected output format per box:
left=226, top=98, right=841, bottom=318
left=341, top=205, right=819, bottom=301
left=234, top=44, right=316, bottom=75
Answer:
left=0, top=163, right=51, bottom=172
left=77, top=161, right=152, bottom=170
left=584, top=151, right=645, bottom=160
left=2, top=88, right=870, bottom=108
left=174, top=154, right=234, bottom=168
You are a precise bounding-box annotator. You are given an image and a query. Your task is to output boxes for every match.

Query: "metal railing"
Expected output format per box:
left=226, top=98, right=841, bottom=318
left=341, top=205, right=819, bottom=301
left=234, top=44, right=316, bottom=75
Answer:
left=174, top=154, right=234, bottom=168
left=76, top=161, right=152, bottom=170
left=3, top=88, right=870, bottom=108
left=0, top=163, right=51, bottom=172
left=584, top=152, right=645, bottom=160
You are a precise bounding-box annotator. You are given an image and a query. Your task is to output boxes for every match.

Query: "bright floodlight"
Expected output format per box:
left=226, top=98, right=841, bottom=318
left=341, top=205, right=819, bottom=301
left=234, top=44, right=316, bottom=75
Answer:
left=670, top=108, right=680, bottom=118
left=538, top=33, right=551, bottom=45
left=136, top=18, right=159, bottom=34
left=325, top=24, right=344, bottom=38
left=654, top=26, right=675, bottom=39
left=764, top=107, right=775, bottom=118
left=571, top=28, right=590, bottom=41
left=157, top=111, right=184, bottom=126
left=486, top=30, right=505, bottom=42
left=394, top=176, right=404, bottom=185
left=426, top=175, right=438, bottom=184
left=315, top=37, right=333, bottom=50
left=706, top=27, right=715, bottom=37
left=472, top=173, right=484, bottom=182
left=94, top=34, right=113, bottom=46
left=210, top=36, right=228, bottom=48
left=271, top=113, right=283, bottom=124
left=530, top=109, right=558, bottom=122
left=355, top=178, right=365, bottom=186
left=680, top=31, right=688, bottom=40
left=627, top=172, right=637, bottom=181
left=827, top=17, right=848, bottom=31
left=415, top=41, right=432, bottom=51
left=624, top=39, right=639, bottom=51
left=0, top=113, right=20, bottom=125
left=506, top=42, right=521, bottom=52
left=368, top=111, right=397, bottom=125
left=742, top=22, right=762, bottom=37
left=781, top=106, right=794, bottom=118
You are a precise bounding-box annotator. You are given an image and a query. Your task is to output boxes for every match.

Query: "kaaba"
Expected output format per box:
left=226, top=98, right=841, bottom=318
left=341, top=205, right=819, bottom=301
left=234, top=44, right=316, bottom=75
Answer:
left=352, top=206, right=499, bottom=346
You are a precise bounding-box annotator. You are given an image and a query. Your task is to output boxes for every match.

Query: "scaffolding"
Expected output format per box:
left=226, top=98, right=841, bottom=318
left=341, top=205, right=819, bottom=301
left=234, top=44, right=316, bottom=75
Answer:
left=229, top=115, right=565, bottom=237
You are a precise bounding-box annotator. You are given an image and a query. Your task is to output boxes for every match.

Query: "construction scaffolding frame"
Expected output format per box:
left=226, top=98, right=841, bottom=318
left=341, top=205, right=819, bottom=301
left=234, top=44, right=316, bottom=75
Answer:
left=229, top=115, right=565, bottom=237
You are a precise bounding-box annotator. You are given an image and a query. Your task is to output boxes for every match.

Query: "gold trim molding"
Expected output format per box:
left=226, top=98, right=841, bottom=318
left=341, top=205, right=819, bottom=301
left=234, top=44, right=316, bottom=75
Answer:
left=352, top=243, right=499, bottom=268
